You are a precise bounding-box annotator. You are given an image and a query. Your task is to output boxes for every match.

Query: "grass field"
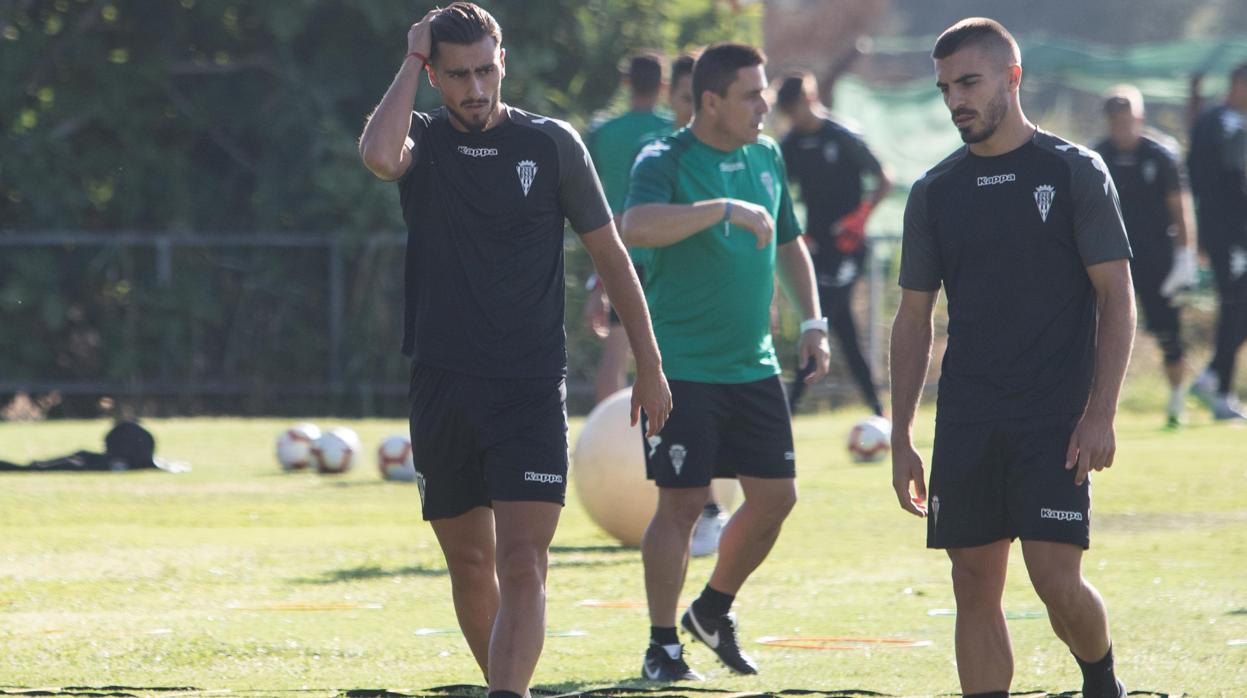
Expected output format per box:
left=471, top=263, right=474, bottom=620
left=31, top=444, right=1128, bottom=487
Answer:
left=0, top=408, right=1244, bottom=697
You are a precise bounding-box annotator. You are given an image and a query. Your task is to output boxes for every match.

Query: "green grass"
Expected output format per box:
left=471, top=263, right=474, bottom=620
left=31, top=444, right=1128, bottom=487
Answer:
left=0, top=409, right=1244, bottom=697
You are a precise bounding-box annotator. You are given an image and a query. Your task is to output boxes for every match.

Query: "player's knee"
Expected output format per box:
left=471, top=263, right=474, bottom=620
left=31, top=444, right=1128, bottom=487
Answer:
left=1157, top=332, right=1184, bottom=364
left=949, top=560, right=1006, bottom=601
left=654, top=490, right=710, bottom=528
left=444, top=546, right=495, bottom=588
left=494, top=544, right=547, bottom=590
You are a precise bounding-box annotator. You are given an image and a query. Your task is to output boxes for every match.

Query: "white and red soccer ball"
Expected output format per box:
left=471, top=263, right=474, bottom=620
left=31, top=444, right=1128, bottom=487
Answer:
left=377, top=434, right=416, bottom=482
left=276, top=423, right=322, bottom=472
left=312, top=427, right=361, bottom=475
left=847, top=416, right=891, bottom=463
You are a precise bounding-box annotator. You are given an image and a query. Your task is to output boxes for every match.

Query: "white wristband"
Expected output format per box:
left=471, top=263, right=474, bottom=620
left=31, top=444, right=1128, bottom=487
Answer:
left=800, top=317, right=829, bottom=334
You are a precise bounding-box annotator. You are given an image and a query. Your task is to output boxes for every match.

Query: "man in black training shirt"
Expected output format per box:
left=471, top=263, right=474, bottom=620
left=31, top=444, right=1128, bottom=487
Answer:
left=776, top=71, right=891, bottom=416
left=358, top=5, right=672, bottom=697
left=1187, top=62, right=1247, bottom=421
left=1094, top=86, right=1198, bottom=427
left=890, top=19, right=1134, bottom=698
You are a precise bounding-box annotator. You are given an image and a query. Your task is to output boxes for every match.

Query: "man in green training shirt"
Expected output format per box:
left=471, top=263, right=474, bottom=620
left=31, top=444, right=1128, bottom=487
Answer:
left=622, top=42, right=830, bottom=681
left=585, top=52, right=674, bottom=403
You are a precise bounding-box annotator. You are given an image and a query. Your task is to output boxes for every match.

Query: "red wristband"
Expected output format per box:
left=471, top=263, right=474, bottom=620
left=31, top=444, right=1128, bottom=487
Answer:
left=406, top=51, right=429, bottom=69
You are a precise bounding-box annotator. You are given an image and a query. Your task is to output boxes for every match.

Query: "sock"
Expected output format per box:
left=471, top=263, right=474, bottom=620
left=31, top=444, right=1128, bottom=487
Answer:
left=1168, top=386, right=1185, bottom=418
left=488, top=692, right=522, bottom=698
left=650, top=625, right=678, bottom=646
left=703, top=501, right=722, bottom=516
left=1075, top=644, right=1119, bottom=698
left=963, top=692, right=1008, bottom=698
left=693, top=584, right=734, bottom=617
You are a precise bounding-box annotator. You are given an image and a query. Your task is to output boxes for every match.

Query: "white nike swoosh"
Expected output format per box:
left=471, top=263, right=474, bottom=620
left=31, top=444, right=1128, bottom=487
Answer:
left=643, top=658, right=662, bottom=679
left=688, top=611, right=720, bottom=649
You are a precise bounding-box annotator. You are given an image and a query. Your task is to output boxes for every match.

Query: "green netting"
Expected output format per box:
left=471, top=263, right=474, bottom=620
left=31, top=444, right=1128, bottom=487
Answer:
left=826, top=35, right=1247, bottom=235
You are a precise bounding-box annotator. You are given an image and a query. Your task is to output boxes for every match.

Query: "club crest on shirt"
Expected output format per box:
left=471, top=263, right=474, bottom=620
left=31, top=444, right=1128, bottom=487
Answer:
left=1142, top=160, right=1157, bottom=184
left=823, top=141, right=839, bottom=163
left=1034, top=184, right=1056, bottom=223
left=760, top=171, right=776, bottom=203
left=516, top=160, right=537, bottom=197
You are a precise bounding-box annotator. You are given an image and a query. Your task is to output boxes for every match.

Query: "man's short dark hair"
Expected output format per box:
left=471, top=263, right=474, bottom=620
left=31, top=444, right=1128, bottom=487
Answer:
left=627, top=52, right=664, bottom=97
left=692, top=43, right=766, bottom=112
left=776, top=71, right=814, bottom=111
left=429, top=2, right=502, bottom=64
left=931, top=17, right=1020, bottom=65
left=1103, top=85, right=1143, bottom=117
left=1232, top=61, right=1247, bottom=87
left=670, top=53, right=696, bottom=90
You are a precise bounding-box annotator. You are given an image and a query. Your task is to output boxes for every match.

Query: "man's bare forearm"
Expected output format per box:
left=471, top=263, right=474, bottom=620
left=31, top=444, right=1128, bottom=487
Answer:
left=359, top=57, right=423, bottom=180
left=621, top=200, right=729, bottom=248
left=776, top=239, right=820, bottom=320
left=582, top=226, right=662, bottom=371
left=1086, top=282, right=1136, bottom=418
left=890, top=300, right=935, bottom=444
left=1165, top=189, right=1195, bottom=249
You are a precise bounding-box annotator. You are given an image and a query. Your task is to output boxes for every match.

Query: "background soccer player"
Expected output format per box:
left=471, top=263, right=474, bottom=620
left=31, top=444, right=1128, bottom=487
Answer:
left=775, top=70, right=892, bottom=417
left=358, top=5, right=671, bottom=697
left=622, top=42, right=830, bottom=681
left=1187, top=62, right=1247, bottom=421
left=584, top=52, right=673, bottom=403
left=1094, top=86, right=1198, bottom=426
left=890, top=18, right=1133, bottom=698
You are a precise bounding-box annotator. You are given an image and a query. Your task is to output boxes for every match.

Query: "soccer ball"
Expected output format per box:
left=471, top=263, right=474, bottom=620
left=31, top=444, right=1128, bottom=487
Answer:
left=313, top=427, right=360, bottom=475
left=847, top=416, right=891, bottom=463
left=276, top=423, right=321, bottom=472
left=377, top=434, right=416, bottom=482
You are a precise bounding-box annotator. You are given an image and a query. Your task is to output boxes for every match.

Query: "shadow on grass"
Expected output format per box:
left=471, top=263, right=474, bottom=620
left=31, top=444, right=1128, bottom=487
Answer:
left=297, top=548, right=638, bottom=585
left=294, top=562, right=449, bottom=584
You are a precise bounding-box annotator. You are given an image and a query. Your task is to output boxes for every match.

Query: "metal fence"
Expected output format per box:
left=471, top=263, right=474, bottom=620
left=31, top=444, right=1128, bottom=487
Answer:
left=0, top=231, right=905, bottom=416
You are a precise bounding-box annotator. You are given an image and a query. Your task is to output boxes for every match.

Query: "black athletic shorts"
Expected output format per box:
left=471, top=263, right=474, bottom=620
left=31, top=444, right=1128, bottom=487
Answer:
left=641, top=375, right=795, bottom=487
left=608, top=265, right=645, bottom=326
left=927, top=413, right=1090, bottom=550
left=1133, top=276, right=1184, bottom=362
left=408, top=363, right=569, bottom=521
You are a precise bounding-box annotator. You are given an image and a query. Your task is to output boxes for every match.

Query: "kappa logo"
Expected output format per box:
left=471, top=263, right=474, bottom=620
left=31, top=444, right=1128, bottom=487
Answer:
left=1034, top=184, right=1056, bottom=222
left=635, top=141, right=670, bottom=163
left=931, top=495, right=940, bottom=530
left=524, top=471, right=564, bottom=485
left=720, top=161, right=746, bottom=173
left=1040, top=507, right=1083, bottom=522
left=457, top=145, right=498, bottom=158
left=516, top=160, right=538, bottom=197
left=668, top=444, right=687, bottom=476
left=835, top=258, right=858, bottom=287
left=976, top=173, right=1016, bottom=187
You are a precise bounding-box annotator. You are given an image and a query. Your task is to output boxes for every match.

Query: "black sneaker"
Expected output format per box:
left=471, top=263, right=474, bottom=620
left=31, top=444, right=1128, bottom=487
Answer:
left=681, top=605, right=759, bottom=674
left=641, top=643, right=703, bottom=682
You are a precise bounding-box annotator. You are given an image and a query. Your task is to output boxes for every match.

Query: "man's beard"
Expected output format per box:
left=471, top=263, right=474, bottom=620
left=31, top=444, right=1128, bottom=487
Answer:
left=449, top=95, right=496, bottom=133
left=956, top=90, right=1008, bottom=144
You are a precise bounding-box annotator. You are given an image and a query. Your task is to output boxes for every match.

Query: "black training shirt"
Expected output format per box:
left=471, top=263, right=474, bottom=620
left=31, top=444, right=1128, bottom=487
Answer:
left=398, top=106, right=611, bottom=378
left=780, top=118, right=883, bottom=263
left=1093, top=133, right=1182, bottom=278
left=1187, top=104, right=1247, bottom=250
left=900, top=130, right=1132, bottom=423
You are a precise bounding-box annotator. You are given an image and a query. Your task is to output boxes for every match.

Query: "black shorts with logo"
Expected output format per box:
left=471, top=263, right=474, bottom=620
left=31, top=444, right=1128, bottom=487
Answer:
left=408, top=363, right=569, bottom=521
left=642, top=375, right=795, bottom=488
left=927, top=413, right=1090, bottom=550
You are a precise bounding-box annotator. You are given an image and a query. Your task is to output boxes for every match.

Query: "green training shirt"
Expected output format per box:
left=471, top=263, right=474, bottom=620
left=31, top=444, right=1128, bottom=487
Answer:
left=624, top=128, right=801, bottom=384
left=587, top=110, right=673, bottom=268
